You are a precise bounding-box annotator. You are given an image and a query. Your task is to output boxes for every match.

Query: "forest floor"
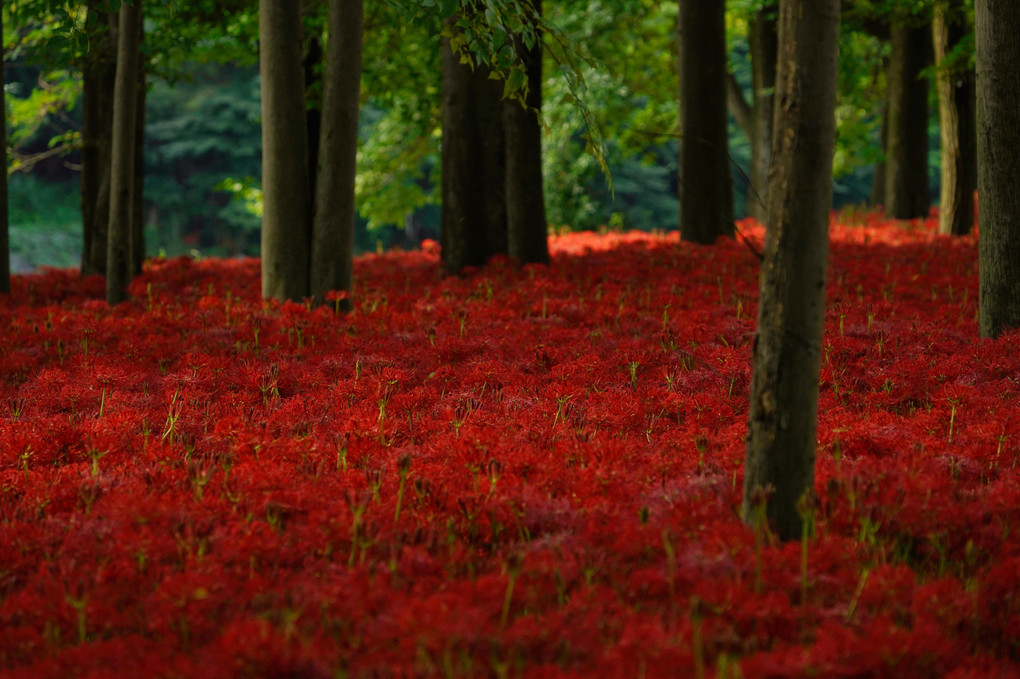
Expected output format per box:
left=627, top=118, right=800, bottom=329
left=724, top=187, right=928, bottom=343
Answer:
left=1, top=215, right=1018, bottom=678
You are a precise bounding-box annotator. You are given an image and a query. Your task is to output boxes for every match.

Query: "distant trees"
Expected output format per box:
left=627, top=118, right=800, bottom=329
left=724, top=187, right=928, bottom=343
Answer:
left=976, top=0, right=1020, bottom=337
left=933, top=0, right=976, bottom=236
left=883, top=13, right=931, bottom=220
left=735, top=7, right=778, bottom=223
left=440, top=1, right=549, bottom=273
left=440, top=17, right=507, bottom=273
left=677, top=0, right=733, bottom=243
left=504, top=0, right=549, bottom=266
left=745, top=0, right=840, bottom=541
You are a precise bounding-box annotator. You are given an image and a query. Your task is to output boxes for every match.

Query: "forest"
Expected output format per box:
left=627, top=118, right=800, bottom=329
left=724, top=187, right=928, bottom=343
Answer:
left=3, top=0, right=1020, bottom=677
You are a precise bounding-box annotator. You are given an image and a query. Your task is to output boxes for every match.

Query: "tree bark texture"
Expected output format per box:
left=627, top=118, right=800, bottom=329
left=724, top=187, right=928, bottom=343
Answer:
left=0, top=5, right=8, bottom=295
left=260, top=0, right=311, bottom=301
left=748, top=8, right=777, bottom=222
left=131, top=18, right=147, bottom=276
left=440, top=27, right=507, bottom=273
left=744, top=0, right=839, bottom=542
left=105, top=0, right=142, bottom=305
left=884, top=19, right=931, bottom=220
left=976, top=0, right=1020, bottom=337
left=678, top=0, right=733, bottom=243
left=304, top=31, right=323, bottom=232
left=311, top=0, right=364, bottom=307
left=81, top=1, right=116, bottom=277
left=504, top=0, right=549, bottom=265
left=933, top=0, right=976, bottom=236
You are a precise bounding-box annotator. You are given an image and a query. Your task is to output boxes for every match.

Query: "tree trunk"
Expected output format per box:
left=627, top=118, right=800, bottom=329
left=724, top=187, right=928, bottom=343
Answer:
left=105, top=0, right=142, bottom=305
left=976, top=0, right=1020, bottom=337
left=131, top=21, right=147, bottom=276
left=678, top=0, right=733, bottom=243
left=884, top=19, right=931, bottom=220
left=870, top=101, right=887, bottom=207
left=304, top=30, right=323, bottom=237
left=0, top=5, right=8, bottom=295
left=933, top=0, right=976, bottom=236
left=744, top=0, right=839, bottom=542
left=504, top=0, right=549, bottom=265
left=260, top=0, right=311, bottom=301
left=310, top=0, right=364, bottom=307
left=748, top=7, right=777, bottom=222
left=440, top=22, right=507, bottom=273
left=81, top=1, right=116, bottom=277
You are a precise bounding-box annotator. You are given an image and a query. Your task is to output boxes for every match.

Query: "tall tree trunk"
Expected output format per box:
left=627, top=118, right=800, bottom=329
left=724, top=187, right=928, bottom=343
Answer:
left=81, top=2, right=116, bottom=277
left=304, top=30, right=323, bottom=237
left=748, top=7, right=777, bottom=223
left=870, top=101, right=887, bottom=207
left=678, top=0, right=733, bottom=243
left=131, top=20, right=146, bottom=276
left=744, top=0, right=839, bottom=542
left=504, top=0, right=548, bottom=265
left=933, top=0, right=977, bottom=236
left=260, top=0, right=311, bottom=301
left=440, top=22, right=507, bottom=273
left=105, top=0, right=142, bottom=305
left=0, top=5, right=8, bottom=295
left=976, top=0, right=1020, bottom=337
left=884, top=19, right=931, bottom=219
left=311, top=0, right=364, bottom=307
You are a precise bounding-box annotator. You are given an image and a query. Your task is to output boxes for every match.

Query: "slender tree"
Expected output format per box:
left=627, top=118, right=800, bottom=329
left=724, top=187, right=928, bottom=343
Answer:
left=131, top=14, right=147, bottom=276
left=106, top=0, right=143, bottom=304
left=504, top=0, right=548, bottom=265
left=871, top=103, right=887, bottom=207
left=976, top=0, right=1020, bottom=337
left=81, top=1, right=117, bottom=277
left=260, top=0, right=311, bottom=301
left=440, top=14, right=507, bottom=273
left=729, top=6, right=778, bottom=222
left=744, top=0, right=840, bottom=541
left=677, top=0, right=733, bottom=243
left=0, top=2, right=9, bottom=295
left=884, top=17, right=931, bottom=220
left=311, top=0, right=364, bottom=306
left=933, top=0, right=976, bottom=236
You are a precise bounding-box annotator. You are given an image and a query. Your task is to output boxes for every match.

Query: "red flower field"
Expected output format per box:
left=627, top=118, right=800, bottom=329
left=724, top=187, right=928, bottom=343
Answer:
left=2, top=216, right=1019, bottom=678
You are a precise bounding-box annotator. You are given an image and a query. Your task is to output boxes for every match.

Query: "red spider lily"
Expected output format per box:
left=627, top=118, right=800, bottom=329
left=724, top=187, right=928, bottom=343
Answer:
left=2, top=217, right=1020, bottom=676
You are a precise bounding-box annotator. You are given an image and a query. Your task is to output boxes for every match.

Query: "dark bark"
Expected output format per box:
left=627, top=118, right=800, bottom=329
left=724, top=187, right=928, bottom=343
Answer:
left=310, top=0, right=364, bottom=307
left=744, top=0, right=840, bottom=542
left=748, top=8, right=778, bottom=222
left=304, top=31, right=323, bottom=236
left=678, top=0, right=733, bottom=243
left=0, top=7, right=8, bottom=295
left=976, top=0, right=1020, bottom=337
left=105, top=0, right=142, bottom=304
left=81, top=2, right=117, bottom=277
left=260, top=0, right=311, bottom=301
left=884, top=19, right=931, bottom=219
left=131, top=19, right=147, bottom=276
left=504, top=0, right=549, bottom=265
left=440, top=23, right=507, bottom=273
left=933, top=0, right=976, bottom=236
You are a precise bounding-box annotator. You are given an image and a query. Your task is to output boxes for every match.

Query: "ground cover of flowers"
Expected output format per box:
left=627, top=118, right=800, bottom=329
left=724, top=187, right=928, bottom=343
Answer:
left=1, top=216, right=1019, bottom=678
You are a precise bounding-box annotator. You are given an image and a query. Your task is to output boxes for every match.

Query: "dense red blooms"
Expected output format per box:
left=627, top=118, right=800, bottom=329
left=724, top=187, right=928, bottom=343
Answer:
left=1, top=215, right=1019, bottom=677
